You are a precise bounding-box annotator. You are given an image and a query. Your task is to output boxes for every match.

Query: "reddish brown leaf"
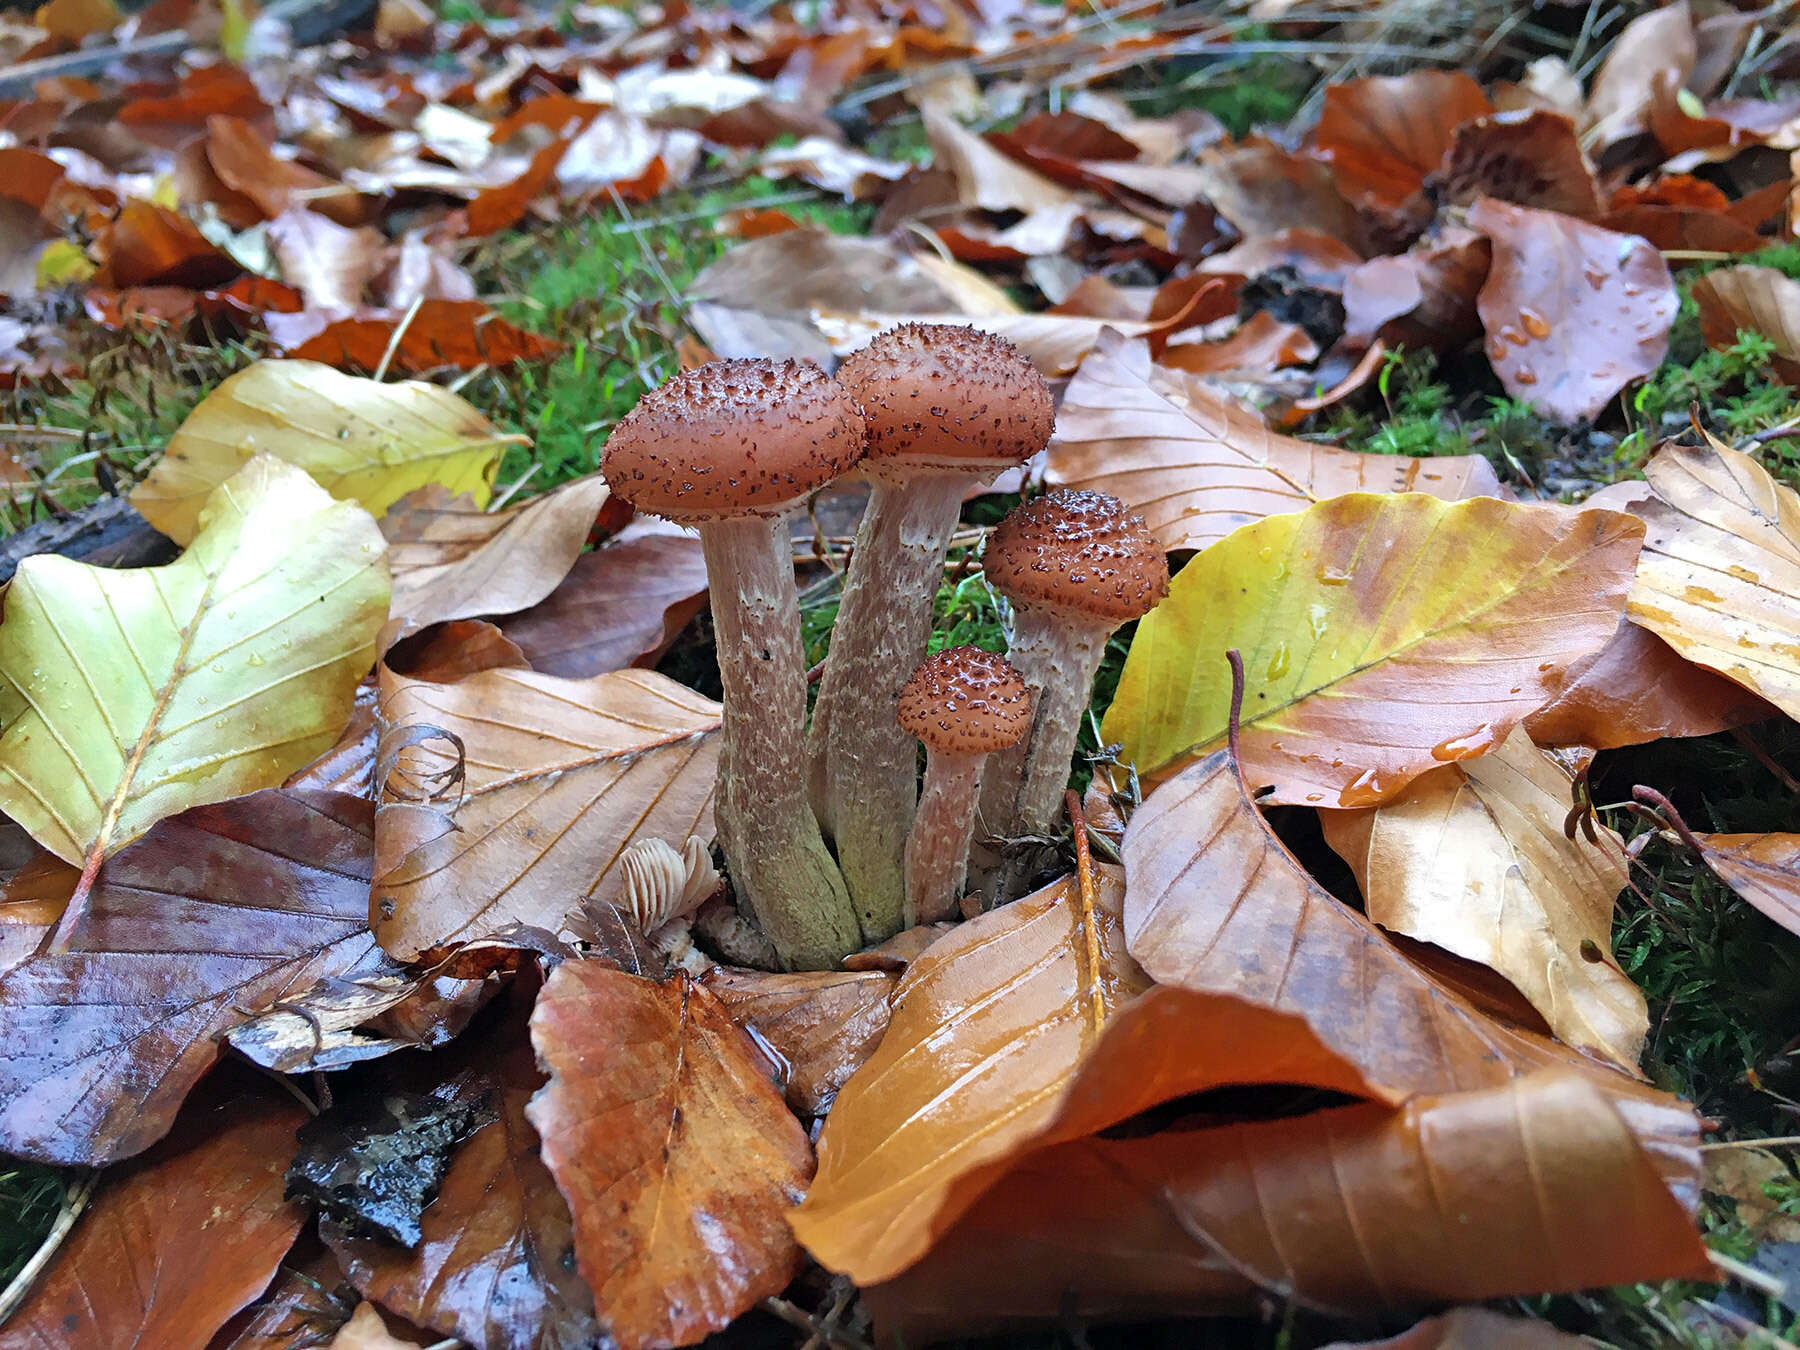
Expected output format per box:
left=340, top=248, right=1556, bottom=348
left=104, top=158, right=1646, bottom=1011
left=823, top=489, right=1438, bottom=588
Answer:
left=0, top=849, right=74, bottom=977
left=1315, top=70, right=1492, bottom=208
left=1470, top=197, right=1677, bottom=423
left=1341, top=227, right=1490, bottom=350
left=468, top=138, right=565, bottom=236
left=0, top=789, right=379, bottom=1164
left=385, top=619, right=529, bottom=682
left=1158, top=310, right=1317, bottom=375
left=117, top=65, right=269, bottom=142
left=1191, top=139, right=1370, bottom=253
left=205, top=116, right=367, bottom=226
left=1436, top=110, right=1601, bottom=219
left=95, top=200, right=240, bottom=289
left=0, top=1086, right=307, bottom=1349
left=269, top=301, right=559, bottom=374
left=703, top=966, right=896, bottom=1115
left=527, top=963, right=813, bottom=1349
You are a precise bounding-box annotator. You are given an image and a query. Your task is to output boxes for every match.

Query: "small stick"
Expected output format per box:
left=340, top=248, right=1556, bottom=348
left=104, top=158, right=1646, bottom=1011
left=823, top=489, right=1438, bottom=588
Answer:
left=1065, top=788, right=1105, bottom=1039
left=1630, top=785, right=1708, bottom=854
left=372, top=295, right=426, bottom=383
left=1732, top=727, right=1800, bottom=797
left=0, top=1170, right=97, bottom=1326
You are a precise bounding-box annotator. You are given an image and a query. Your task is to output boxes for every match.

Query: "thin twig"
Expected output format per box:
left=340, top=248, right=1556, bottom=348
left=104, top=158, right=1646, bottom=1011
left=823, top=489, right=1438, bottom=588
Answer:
left=372, top=295, right=426, bottom=383
left=1710, top=1249, right=1787, bottom=1300
left=1065, top=787, right=1106, bottom=1039
left=0, top=1171, right=97, bottom=1326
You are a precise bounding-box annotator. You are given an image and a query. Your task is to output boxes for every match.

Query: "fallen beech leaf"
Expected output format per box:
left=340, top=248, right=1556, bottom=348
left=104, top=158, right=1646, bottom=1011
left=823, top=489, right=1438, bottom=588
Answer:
left=0, top=789, right=379, bottom=1165
left=372, top=666, right=719, bottom=960
left=96, top=200, right=240, bottom=289
left=1102, top=494, right=1641, bottom=801
left=212, top=1249, right=358, bottom=1349
left=1341, top=227, right=1490, bottom=350
left=135, top=360, right=522, bottom=544
left=0, top=1087, right=306, bottom=1349
left=1626, top=436, right=1800, bottom=719
left=527, top=963, right=813, bottom=1349
left=1470, top=197, right=1676, bottom=423
left=1158, top=310, right=1317, bottom=375
left=1525, top=617, right=1777, bottom=748
left=867, top=1071, right=1707, bottom=1342
left=1318, top=728, right=1647, bottom=1071
left=0, top=849, right=75, bottom=976
left=34, top=0, right=121, bottom=42
left=266, top=209, right=387, bottom=311
left=1690, top=832, right=1800, bottom=938
left=117, top=66, right=269, bottom=143
left=703, top=967, right=897, bottom=1116
left=500, top=524, right=708, bottom=677
left=205, top=116, right=365, bottom=226
left=1314, top=70, right=1491, bottom=208
left=326, top=1304, right=423, bottom=1350
left=1437, top=110, right=1602, bottom=219
left=1319, top=1309, right=1592, bottom=1349
left=1691, top=265, right=1800, bottom=385
left=1046, top=332, right=1500, bottom=551
left=0, top=456, right=388, bottom=885
left=1703, top=1146, right=1800, bottom=1243
left=920, top=101, right=1074, bottom=216
left=269, top=300, right=559, bottom=374
left=385, top=619, right=528, bottom=683
left=1188, top=140, right=1370, bottom=253
left=1585, top=1, right=1696, bottom=148
left=381, top=475, right=613, bottom=634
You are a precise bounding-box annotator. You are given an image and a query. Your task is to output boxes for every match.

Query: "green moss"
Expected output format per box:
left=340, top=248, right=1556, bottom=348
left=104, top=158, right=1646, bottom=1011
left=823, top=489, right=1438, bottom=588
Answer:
left=0, top=1161, right=64, bottom=1288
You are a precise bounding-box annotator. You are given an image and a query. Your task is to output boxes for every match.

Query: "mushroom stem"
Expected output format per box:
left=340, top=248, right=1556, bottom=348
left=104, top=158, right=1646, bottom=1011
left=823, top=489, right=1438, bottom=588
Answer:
left=809, top=473, right=967, bottom=942
left=701, top=515, right=862, bottom=970
left=982, top=608, right=1108, bottom=840
left=905, top=748, right=987, bottom=926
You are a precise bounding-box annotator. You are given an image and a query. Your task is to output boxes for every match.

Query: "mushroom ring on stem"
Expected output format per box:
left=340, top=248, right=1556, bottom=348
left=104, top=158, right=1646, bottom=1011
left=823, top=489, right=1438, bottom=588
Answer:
left=810, top=323, right=1053, bottom=944
left=602, top=358, right=864, bottom=971
left=897, top=646, right=1032, bottom=927
left=980, top=488, right=1169, bottom=845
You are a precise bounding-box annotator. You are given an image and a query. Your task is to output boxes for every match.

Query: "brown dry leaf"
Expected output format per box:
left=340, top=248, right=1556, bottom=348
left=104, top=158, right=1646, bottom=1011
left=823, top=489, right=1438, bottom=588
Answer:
left=0, top=1087, right=306, bottom=1348
left=268, top=301, right=559, bottom=374
left=1690, top=832, right=1800, bottom=938
left=327, top=1305, right=425, bottom=1350
left=1691, top=265, right=1800, bottom=385
left=1158, top=311, right=1317, bottom=375
left=1436, top=110, right=1602, bottom=219
left=1525, top=617, right=1777, bottom=748
left=866, top=1069, right=1708, bottom=1343
left=381, top=475, right=612, bottom=636
left=0, top=789, right=380, bottom=1165
left=1319, top=728, right=1646, bottom=1071
left=205, top=116, right=365, bottom=226
left=1627, top=435, right=1800, bottom=719
left=1586, top=1, right=1697, bottom=148
left=1314, top=70, right=1492, bottom=208
left=919, top=101, right=1075, bottom=216
left=34, top=0, right=120, bottom=41
left=227, top=962, right=489, bottom=1073
left=1470, top=197, right=1677, bottom=423
left=1703, top=1146, right=1800, bottom=1242
left=1187, top=139, right=1370, bottom=254
left=95, top=200, right=240, bottom=289
left=527, top=963, right=813, bottom=1349
left=703, top=967, right=897, bottom=1116
left=267, top=208, right=387, bottom=312
left=1320, top=1309, right=1594, bottom=1349
left=117, top=66, right=269, bottom=141
left=0, top=850, right=75, bottom=977
left=372, top=666, right=719, bottom=960
left=1046, top=330, right=1500, bottom=551
left=500, top=521, right=709, bottom=677
left=386, top=618, right=529, bottom=683
left=1341, top=227, right=1490, bottom=350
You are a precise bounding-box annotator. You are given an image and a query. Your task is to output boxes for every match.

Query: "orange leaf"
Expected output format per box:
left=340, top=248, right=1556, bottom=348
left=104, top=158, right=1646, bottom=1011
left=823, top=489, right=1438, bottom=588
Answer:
left=702, top=966, right=896, bottom=1116
left=269, top=300, right=559, bottom=374
left=1315, top=70, right=1492, bottom=208
left=1692, top=832, right=1800, bottom=939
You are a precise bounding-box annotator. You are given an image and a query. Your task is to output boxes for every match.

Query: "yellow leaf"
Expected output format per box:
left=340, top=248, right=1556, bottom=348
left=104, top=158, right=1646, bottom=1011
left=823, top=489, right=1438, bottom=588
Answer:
left=132, top=359, right=527, bottom=546
left=33, top=240, right=94, bottom=290
left=33, top=0, right=118, bottom=42
left=1101, top=493, right=1642, bottom=805
left=0, top=456, right=388, bottom=876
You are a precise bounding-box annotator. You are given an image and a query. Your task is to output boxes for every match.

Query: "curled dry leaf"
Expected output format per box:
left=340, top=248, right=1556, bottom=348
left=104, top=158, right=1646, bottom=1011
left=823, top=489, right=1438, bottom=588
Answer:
left=1314, top=70, right=1491, bottom=208
left=1318, top=728, right=1647, bottom=1072
left=527, top=963, right=814, bottom=1349
left=1627, top=435, right=1800, bottom=719
left=0, top=456, right=388, bottom=890
left=1046, top=331, right=1500, bottom=552
left=227, top=962, right=490, bottom=1073
left=1691, top=265, right=1800, bottom=386
left=372, top=666, right=719, bottom=961
left=1341, top=228, right=1490, bottom=351
left=1469, top=197, right=1677, bottom=423
left=204, top=116, right=364, bottom=226
left=0, top=1087, right=307, bottom=1350
left=1689, top=832, right=1800, bottom=939
left=1102, top=494, right=1643, bottom=804
left=0, top=789, right=380, bottom=1165
left=381, top=475, right=612, bottom=636
left=702, top=966, right=896, bottom=1115
left=134, top=360, right=522, bottom=544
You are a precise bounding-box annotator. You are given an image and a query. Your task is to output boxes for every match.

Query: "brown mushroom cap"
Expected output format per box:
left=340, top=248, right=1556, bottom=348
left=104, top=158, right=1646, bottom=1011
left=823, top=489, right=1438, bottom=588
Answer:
left=601, top=358, right=866, bottom=523
left=897, top=646, right=1033, bottom=755
left=982, top=488, right=1170, bottom=624
left=836, top=324, right=1054, bottom=482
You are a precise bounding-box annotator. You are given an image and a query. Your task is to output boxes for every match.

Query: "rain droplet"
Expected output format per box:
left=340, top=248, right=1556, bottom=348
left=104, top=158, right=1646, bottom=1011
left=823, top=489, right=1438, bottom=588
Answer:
left=1431, top=723, right=1497, bottom=762
left=1307, top=602, right=1329, bottom=639
left=1317, top=565, right=1352, bottom=586
left=1305, top=793, right=1325, bottom=803
left=1266, top=645, right=1290, bottom=681
left=247, top=653, right=265, bottom=667
left=1520, top=309, right=1551, bottom=339
left=1513, top=367, right=1537, bottom=385
left=1500, top=325, right=1528, bottom=347
left=1338, top=768, right=1389, bottom=808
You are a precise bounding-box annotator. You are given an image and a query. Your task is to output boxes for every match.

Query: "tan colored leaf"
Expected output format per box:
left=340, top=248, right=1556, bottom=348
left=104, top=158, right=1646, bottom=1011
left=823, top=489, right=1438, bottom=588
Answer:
left=381, top=476, right=613, bottom=635
left=1627, top=435, right=1800, bottom=719
left=134, top=361, right=521, bottom=545
left=266, top=209, right=387, bottom=312
left=919, top=101, right=1075, bottom=215
left=1704, top=1146, right=1800, bottom=1242
left=1318, top=728, right=1647, bottom=1071
left=1691, top=832, right=1800, bottom=938
left=527, top=963, right=813, bottom=1349
left=326, top=1305, right=425, bottom=1350
left=0, top=456, right=388, bottom=886
left=371, top=666, right=719, bottom=960
left=1320, top=1309, right=1593, bottom=1349
left=1315, top=70, right=1492, bottom=207
left=1585, top=1, right=1696, bottom=147
left=1046, top=331, right=1501, bottom=551
left=702, top=966, right=897, bottom=1116
left=1691, top=265, right=1800, bottom=385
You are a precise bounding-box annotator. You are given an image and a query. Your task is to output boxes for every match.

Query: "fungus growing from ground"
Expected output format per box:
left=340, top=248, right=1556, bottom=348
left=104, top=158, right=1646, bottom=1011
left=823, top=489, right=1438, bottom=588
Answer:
left=810, top=324, right=1053, bottom=942
left=980, top=488, right=1169, bottom=843
left=896, top=647, right=1032, bottom=926
left=602, top=358, right=864, bottom=971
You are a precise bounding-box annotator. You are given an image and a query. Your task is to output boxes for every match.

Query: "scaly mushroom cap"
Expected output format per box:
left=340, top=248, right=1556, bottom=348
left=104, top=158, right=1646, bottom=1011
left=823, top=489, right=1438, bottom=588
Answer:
left=983, top=488, right=1169, bottom=624
left=897, top=646, right=1033, bottom=756
left=602, top=358, right=866, bottom=523
left=837, top=324, right=1054, bottom=483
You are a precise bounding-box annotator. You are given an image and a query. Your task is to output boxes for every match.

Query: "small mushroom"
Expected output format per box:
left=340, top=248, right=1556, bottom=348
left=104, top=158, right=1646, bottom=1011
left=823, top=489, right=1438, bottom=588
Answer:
left=980, top=488, right=1169, bottom=842
left=603, top=358, right=865, bottom=971
left=897, top=646, right=1032, bottom=926
left=810, top=324, right=1053, bottom=943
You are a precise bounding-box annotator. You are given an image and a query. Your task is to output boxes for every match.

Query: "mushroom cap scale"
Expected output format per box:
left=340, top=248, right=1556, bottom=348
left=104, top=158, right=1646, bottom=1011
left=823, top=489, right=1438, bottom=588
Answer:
left=897, top=646, right=1033, bottom=755
left=601, top=358, right=866, bottom=523
left=982, top=488, right=1170, bottom=624
left=836, top=324, right=1054, bottom=481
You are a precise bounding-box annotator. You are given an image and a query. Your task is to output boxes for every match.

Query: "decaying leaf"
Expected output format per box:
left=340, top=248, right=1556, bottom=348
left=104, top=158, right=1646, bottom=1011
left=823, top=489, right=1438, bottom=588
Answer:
left=0, top=849, right=75, bottom=976
left=1102, top=493, right=1643, bottom=803
left=227, top=962, right=490, bottom=1073
left=1692, top=265, right=1800, bottom=387
left=0, top=456, right=388, bottom=903
left=133, top=361, right=524, bottom=543
left=527, top=962, right=813, bottom=1349
left=372, top=666, right=719, bottom=960
left=1314, top=70, right=1491, bottom=208
left=1703, top=1146, right=1800, bottom=1243
left=1319, top=728, right=1647, bottom=1071
left=702, top=966, right=897, bottom=1116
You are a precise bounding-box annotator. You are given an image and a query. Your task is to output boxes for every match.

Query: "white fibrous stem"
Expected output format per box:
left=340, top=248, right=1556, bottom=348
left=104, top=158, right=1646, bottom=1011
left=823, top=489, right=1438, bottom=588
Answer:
left=808, top=474, right=968, bottom=943
left=905, top=749, right=987, bottom=927
left=981, top=607, right=1109, bottom=840
left=701, top=515, right=862, bottom=970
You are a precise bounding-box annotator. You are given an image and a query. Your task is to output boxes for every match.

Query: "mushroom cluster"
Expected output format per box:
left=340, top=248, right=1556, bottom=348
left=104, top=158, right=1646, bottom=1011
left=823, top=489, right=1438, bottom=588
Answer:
left=601, top=331, right=1166, bottom=971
